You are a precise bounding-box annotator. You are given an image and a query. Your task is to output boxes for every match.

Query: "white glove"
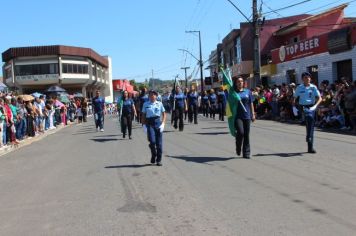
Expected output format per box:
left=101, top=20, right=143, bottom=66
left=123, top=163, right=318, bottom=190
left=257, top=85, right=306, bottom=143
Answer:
left=309, top=105, right=317, bottom=111
left=159, top=124, right=165, bottom=133
left=143, top=125, right=147, bottom=133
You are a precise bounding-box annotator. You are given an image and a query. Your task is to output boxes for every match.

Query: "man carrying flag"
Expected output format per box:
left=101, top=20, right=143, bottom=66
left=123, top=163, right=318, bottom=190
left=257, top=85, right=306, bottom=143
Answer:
left=221, top=66, right=255, bottom=158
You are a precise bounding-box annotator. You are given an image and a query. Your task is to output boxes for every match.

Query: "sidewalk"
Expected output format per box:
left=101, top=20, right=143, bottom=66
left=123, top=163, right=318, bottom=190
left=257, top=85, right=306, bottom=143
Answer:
left=0, top=123, right=73, bottom=157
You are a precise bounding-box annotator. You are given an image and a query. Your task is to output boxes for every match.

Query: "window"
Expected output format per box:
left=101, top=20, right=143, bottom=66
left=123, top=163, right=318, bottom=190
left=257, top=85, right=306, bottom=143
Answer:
left=15, top=63, right=59, bottom=76
left=290, top=35, right=300, bottom=44
left=5, top=67, right=12, bottom=78
left=62, top=63, right=89, bottom=74
left=235, top=37, right=242, bottom=64
left=229, top=48, right=234, bottom=66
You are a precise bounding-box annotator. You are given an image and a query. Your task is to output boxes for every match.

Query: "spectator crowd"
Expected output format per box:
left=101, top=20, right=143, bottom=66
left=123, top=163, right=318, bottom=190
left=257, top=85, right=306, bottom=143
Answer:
left=251, top=78, right=356, bottom=133
left=0, top=92, right=92, bottom=149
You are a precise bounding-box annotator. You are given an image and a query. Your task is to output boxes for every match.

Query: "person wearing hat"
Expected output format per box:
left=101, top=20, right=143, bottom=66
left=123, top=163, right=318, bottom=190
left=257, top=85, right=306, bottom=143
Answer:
left=293, top=72, right=322, bottom=153
left=217, top=86, right=227, bottom=121
left=142, top=90, right=166, bottom=166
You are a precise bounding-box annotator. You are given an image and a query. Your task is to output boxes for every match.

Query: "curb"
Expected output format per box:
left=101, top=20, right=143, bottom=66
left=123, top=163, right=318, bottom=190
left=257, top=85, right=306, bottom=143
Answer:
left=0, top=123, right=74, bottom=157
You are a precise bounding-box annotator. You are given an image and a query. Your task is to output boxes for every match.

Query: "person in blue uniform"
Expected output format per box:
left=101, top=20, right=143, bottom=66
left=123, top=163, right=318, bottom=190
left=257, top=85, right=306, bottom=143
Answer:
left=138, top=87, right=149, bottom=124
left=293, top=72, right=322, bottom=153
left=92, top=90, right=105, bottom=132
left=208, top=89, right=217, bottom=119
left=187, top=86, right=198, bottom=124
left=234, top=77, right=256, bottom=158
left=217, top=86, right=227, bottom=121
left=173, top=86, right=187, bottom=131
left=142, top=90, right=167, bottom=166
left=184, top=88, right=189, bottom=121
left=120, top=90, right=137, bottom=139
left=201, top=91, right=209, bottom=117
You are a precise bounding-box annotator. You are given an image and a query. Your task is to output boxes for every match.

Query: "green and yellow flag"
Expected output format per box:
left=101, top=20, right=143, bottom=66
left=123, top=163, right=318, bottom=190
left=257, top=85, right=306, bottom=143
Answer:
left=220, top=66, right=241, bottom=137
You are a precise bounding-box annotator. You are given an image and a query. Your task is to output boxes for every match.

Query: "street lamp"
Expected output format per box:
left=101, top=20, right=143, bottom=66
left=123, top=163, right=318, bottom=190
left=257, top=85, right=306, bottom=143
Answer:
left=180, top=66, right=190, bottom=88
left=185, top=30, right=204, bottom=94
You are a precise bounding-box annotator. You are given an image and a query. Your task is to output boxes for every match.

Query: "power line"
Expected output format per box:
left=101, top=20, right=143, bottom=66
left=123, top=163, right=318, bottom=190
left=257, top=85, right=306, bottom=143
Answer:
left=225, top=0, right=251, bottom=22
left=263, top=0, right=313, bottom=15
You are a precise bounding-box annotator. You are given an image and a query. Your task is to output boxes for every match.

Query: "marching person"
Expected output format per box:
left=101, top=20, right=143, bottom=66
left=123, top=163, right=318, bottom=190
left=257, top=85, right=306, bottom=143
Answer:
left=184, top=87, right=189, bottom=121
left=201, top=91, right=209, bottom=117
left=293, top=72, right=322, bottom=153
left=233, top=77, right=255, bottom=158
left=187, top=86, right=198, bottom=124
left=173, top=86, right=187, bottom=131
left=92, top=90, right=105, bottom=132
left=208, top=89, right=217, bottom=119
left=120, top=90, right=137, bottom=139
left=217, top=86, right=227, bottom=121
left=142, top=90, right=166, bottom=166
left=138, top=87, right=149, bottom=124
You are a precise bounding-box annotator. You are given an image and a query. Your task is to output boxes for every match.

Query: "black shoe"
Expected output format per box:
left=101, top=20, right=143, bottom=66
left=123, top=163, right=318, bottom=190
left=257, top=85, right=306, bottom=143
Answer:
left=151, top=158, right=156, bottom=164
left=236, top=149, right=241, bottom=156
left=129, top=136, right=132, bottom=139
left=123, top=134, right=125, bottom=138
left=308, top=149, right=317, bottom=154
left=156, top=162, right=162, bottom=166
left=243, top=155, right=250, bottom=159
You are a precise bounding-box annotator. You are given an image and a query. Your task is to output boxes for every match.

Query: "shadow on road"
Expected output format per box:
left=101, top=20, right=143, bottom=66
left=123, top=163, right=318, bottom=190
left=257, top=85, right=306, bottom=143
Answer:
left=253, top=152, right=307, bottom=158
left=201, top=127, right=227, bottom=130
left=90, top=138, right=119, bottom=142
left=105, top=164, right=152, bottom=169
left=168, top=155, right=234, bottom=164
left=194, top=132, right=229, bottom=135
left=72, top=131, right=98, bottom=135
left=93, top=134, right=120, bottom=137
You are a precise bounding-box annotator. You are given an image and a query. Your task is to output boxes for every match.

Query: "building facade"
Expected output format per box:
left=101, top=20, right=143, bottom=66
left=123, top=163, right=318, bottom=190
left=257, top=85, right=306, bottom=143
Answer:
left=269, top=4, right=356, bottom=86
left=2, top=45, right=113, bottom=101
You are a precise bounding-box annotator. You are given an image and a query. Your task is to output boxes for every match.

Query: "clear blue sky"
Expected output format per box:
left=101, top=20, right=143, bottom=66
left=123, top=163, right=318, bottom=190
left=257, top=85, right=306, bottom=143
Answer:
left=1, top=0, right=355, bottom=82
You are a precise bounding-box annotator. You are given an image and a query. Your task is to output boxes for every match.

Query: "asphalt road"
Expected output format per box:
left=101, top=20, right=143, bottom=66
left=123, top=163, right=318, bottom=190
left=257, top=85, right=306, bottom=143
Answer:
left=0, top=115, right=355, bottom=236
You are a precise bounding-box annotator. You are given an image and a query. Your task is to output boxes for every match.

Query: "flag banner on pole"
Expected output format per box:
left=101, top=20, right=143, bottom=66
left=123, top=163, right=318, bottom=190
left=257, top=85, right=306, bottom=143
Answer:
left=220, top=66, right=242, bottom=137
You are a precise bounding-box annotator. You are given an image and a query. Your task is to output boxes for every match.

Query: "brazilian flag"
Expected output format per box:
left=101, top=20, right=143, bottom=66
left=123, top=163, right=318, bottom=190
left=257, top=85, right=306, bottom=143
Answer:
left=220, top=66, right=242, bottom=137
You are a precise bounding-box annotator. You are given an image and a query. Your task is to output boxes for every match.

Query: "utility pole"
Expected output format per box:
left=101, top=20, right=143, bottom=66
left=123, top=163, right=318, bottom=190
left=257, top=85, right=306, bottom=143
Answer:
left=252, top=0, right=261, bottom=88
left=151, top=69, right=154, bottom=90
left=186, top=30, right=204, bottom=95
left=180, top=66, right=190, bottom=88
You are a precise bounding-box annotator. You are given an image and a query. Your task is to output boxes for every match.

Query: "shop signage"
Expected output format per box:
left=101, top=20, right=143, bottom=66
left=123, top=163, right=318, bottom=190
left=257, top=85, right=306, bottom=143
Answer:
left=272, top=34, right=328, bottom=63
left=16, top=74, right=58, bottom=81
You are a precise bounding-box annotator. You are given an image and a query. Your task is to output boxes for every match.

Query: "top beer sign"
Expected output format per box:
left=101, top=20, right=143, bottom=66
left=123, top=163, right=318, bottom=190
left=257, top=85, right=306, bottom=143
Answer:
left=272, top=34, right=328, bottom=63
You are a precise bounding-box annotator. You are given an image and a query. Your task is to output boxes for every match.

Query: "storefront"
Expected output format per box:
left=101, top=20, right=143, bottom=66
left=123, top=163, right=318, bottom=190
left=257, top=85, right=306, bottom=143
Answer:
left=270, top=25, right=356, bottom=86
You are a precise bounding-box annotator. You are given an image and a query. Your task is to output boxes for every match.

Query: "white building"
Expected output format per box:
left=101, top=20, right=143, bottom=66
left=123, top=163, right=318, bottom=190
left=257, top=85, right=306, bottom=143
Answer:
left=2, top=45, right=113, bottom=101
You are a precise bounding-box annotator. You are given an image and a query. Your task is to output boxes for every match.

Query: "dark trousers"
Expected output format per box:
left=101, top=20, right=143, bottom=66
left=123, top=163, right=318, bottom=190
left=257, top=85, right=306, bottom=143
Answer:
left=218, top=102, right=225, bottom=121
left=15, top=118, right=27, bottom=140
left=174, top=107, right=184, bottom=131
left=188, top=104, right=198, bottom=124
left=202, top=104, right=209, bottom=117
left=94, top=111, right=104, bottom=129
left=235, top=118, right=251, bottom=157
left=184, top=110, right=188, bottom=120
left=210, top=105, right=216, bottom=119
left=82, top=109, right=87, bottom=122
left=146, top=117, right=162, bottom=163
left=121, top=114, right=132, bottom=136
left=305, top=109, right=315, bottom=149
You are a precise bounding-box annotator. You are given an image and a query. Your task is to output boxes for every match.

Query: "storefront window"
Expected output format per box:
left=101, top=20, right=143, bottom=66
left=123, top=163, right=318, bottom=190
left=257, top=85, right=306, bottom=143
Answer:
left=235, top=37, right=242, bottom=64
